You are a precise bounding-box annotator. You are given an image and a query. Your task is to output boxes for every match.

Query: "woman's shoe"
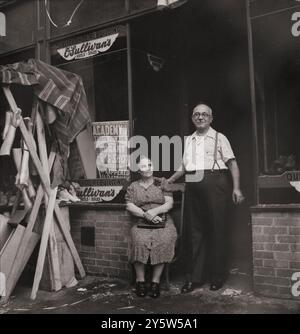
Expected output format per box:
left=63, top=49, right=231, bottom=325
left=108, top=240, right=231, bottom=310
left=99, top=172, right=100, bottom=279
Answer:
left=181, top=281, right=194, bottom=294
left=135, top=281, right=147, bottom=297
left=148, top=282, right=160, bottom=298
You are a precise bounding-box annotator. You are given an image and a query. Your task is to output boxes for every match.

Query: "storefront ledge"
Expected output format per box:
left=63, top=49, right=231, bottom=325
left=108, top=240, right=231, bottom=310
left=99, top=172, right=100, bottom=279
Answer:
left=59, top=201, right=127, bottom=210
left=59, top=201, right=182, bottom=210
left=251, top=204, right=300, bottom=213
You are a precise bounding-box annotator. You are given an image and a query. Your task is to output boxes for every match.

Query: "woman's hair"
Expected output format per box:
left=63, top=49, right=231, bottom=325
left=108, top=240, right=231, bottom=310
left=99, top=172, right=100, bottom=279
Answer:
left=136, top=155, right=151, bottom=166
left=130, top=156, right=152, bottom=181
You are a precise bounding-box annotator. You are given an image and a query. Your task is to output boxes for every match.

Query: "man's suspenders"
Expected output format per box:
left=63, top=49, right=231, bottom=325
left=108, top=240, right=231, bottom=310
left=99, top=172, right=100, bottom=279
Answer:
left=211, top=132, right=221, bottom=172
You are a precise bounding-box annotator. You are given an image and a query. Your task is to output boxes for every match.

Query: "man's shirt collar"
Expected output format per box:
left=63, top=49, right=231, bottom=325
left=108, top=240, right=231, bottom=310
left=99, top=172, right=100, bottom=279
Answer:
left=191, top=127, right=216, bottom=140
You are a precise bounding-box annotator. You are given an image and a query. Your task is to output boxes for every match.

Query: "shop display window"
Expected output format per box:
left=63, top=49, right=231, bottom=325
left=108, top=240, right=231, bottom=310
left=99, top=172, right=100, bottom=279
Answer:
left=0, top=0, right=36, bottom=54
left=50, top=26, right=130, bottom=202
left=51, top=26, right=128, bottom=123
left=251, top=3, right=300, bottom=203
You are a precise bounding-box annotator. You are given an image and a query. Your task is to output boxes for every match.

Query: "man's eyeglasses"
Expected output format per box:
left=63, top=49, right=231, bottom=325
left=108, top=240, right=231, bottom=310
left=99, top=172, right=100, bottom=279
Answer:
left=192, top=112, right=211, bottom=119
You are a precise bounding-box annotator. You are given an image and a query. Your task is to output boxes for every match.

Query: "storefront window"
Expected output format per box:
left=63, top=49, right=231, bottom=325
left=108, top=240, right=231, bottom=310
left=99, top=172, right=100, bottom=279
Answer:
left=250, top=1, right=300, bottom=203
left=50, top=26, right=130, bottom=200
left=0, top=0, right=35, bottom=54
left=51, top=26, right=128, bottom=122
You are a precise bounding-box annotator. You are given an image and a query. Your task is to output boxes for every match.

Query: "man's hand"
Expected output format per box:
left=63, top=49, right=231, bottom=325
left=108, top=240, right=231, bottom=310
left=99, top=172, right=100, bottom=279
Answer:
left=232, top=189, right=245, bottom=205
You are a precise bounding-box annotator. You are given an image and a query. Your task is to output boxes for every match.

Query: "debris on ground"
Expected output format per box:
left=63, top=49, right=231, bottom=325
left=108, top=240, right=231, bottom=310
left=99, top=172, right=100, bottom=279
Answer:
left=222, top=288, right=242, bottom=297
left=1, top=275, right=300, bottom=314
left=117, top=306, right=136, bottom=310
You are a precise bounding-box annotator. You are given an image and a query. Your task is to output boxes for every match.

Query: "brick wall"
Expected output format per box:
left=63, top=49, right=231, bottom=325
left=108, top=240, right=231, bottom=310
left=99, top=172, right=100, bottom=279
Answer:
left=251, top=208, right=300, bottom=299
left=69, top=205, right=132, bottom=279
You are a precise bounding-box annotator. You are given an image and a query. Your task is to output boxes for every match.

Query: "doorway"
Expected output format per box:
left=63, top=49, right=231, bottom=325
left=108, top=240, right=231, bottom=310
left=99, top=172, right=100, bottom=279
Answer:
left=131, top=1, right=254, bottom=275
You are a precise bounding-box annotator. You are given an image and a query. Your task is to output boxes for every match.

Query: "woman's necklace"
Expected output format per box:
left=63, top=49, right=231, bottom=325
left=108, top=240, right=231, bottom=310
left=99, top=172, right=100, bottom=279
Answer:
left=139, top=179, right=154, bottom=189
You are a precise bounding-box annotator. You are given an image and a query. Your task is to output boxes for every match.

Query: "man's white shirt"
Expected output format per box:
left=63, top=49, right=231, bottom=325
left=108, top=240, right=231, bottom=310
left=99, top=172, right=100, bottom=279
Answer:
left=183, top=127, right=235, bottom=171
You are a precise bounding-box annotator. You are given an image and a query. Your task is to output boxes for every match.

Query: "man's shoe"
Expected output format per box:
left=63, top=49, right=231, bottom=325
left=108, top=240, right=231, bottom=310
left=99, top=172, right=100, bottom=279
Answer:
left=209, top=281, right=223, bottom=291
left=181, top=282, right=194, bottom=294
left=148, top=282, right=160, bottom=298
left=135, top=281, right=147, bottom=297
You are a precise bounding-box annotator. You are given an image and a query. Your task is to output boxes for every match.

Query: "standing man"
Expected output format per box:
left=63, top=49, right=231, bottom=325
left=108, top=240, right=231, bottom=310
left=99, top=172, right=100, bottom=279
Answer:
left=167, top=102, right=244, bottom=292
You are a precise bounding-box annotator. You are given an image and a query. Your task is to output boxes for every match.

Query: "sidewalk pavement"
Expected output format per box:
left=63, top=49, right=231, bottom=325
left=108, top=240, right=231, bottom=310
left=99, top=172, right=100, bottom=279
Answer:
left=1, top=271, right=300, bottom=314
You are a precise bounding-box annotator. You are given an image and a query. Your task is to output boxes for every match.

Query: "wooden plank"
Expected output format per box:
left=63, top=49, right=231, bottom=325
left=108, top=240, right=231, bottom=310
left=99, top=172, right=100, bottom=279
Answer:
left=8, top=209, right=28, bottom=227
left=31, top=187, right=58, bottom=300
left=48, top=226, right=62, bottom=291
left=54, top=203, right=86, bottom=279
left=53, top=207, right=77, bottom=287
left=76, top=128, right=97, bottom=178
left=11, top=190, right=21, bottom=217
left=0, top=214, right=12, bottom=251
left=15, top=232, right=40, bottom=286
left=36, top=110, right=61, bottom=291
left=2, top=187, right=45, bottom=301
left=36, top=111, right=50, bottom=177
left=0, top=225, right=25, bottom=280
left=0, top=229, right=40, bottom=300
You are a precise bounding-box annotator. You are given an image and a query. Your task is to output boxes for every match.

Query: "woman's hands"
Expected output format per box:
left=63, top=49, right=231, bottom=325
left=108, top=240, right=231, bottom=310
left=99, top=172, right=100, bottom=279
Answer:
left=143, top=209, right=162, bottom=224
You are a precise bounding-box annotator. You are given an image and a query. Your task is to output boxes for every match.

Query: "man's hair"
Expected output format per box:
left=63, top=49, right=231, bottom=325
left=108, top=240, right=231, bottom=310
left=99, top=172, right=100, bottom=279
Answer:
left=193, top=102, right=213, bottom=115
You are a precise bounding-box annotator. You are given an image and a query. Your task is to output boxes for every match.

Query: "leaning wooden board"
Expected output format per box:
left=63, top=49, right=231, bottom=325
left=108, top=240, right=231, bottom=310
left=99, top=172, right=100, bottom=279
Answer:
left=76, top=127, right=97, bottom=179
left=0, top=225, right=39, bottom=292
left=0, top=214, right=12, bottom=251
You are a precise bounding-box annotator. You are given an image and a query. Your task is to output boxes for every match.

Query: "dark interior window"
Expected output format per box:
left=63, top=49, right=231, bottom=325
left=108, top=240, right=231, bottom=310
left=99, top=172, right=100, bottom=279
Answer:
left=252, top=8, right=300, bottom=203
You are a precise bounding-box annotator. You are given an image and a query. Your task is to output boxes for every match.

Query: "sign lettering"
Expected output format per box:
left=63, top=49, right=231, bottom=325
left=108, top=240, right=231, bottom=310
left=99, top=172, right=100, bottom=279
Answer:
left=74, top=179, right=128, bottom=202
left=57, top=33, right=119, bottom=61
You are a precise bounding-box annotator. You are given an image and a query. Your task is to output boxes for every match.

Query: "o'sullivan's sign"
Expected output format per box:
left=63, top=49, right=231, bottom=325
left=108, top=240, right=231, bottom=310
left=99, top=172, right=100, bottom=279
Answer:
left=57, top=32, right=119, bottom=61
left=75, top=179, right=127, bottom=202
left=258, top=171, right=300, bottom=189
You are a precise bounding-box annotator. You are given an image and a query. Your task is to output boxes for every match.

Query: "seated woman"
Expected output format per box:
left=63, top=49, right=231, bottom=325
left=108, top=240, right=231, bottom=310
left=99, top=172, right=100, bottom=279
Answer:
left=125, top=156, right=177, bottom=298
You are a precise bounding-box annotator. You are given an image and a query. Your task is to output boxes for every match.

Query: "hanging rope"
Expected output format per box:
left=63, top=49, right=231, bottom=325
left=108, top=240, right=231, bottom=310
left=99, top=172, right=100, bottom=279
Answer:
left=44, top=0, right=85, bottom=28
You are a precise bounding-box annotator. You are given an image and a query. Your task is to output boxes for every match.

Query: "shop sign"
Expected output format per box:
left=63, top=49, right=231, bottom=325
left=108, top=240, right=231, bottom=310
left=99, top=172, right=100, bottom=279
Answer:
left=0, top=12, right=5, bottom=36
left=57, top=32, right=119, bottom=61
left=76, top=120, right=130, bottom=202
left=75, top=179, right=127, bottom=202
left=258, top=171, right=300, bottom=189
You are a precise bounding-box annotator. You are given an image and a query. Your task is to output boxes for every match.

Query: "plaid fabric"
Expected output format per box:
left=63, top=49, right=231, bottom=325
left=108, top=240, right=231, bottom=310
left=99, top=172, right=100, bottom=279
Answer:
left=0, top=59, right=91, bottom=160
